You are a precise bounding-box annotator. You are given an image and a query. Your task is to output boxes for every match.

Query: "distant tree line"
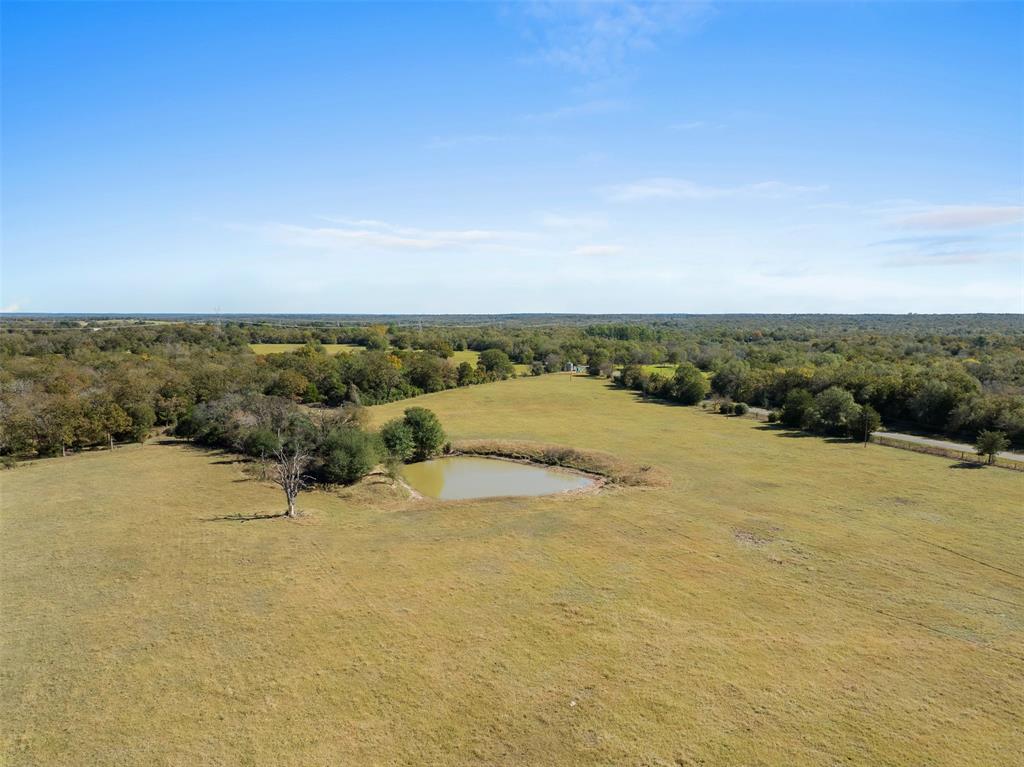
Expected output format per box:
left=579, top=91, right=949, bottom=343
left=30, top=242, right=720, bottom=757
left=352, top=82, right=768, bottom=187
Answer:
left=2, top=314, right=1022, bottom=460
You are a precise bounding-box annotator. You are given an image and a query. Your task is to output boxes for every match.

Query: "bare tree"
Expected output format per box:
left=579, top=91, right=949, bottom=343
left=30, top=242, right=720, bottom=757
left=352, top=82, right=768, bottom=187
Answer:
left=270, top=430, right=312, bottom=518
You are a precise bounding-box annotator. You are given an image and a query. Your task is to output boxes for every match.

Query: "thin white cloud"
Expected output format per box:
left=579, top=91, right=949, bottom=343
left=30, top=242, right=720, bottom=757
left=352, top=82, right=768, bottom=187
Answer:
left=667, top=120, right=706, bottom=131
left=572, top=244, right=623, bottom=257
left=264, top=219, right=527, bottom=252
left=522, top=98, right=625, bottom=122
left=540, top=212, right=609, bottom=230
left=512, top=1, right=712, bottom=74
left=427, top=133, right=513, bottom=149
left=605, top=177, right=827, bottom=202
left=890, top=205, right=1024, bottom=230
left=882, top=252, right=1000, bottom=267
left=1, top=302, right=23, bottom=313
left=869, top=233, right=1020, bottom=267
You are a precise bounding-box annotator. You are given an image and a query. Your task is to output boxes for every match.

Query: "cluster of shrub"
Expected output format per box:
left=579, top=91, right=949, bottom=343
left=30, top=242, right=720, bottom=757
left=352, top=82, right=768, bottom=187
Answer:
left=612, top=363, right=881, bottom=439
left=0, top=337, right=517, bottom=459
left=763, top=387, right=882, bottom=439
left=611, top=352, right=1022, bottom=445
left=262, top=343, right=522, bottom=408
left=175, top=394, right=446, bottom=486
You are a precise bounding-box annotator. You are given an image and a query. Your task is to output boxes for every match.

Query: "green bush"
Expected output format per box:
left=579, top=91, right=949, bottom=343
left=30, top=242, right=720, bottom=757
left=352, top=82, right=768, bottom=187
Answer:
left=320, top=427, right=381, bottom=485
left=403, top=407, right=446, bottom=461
left=242, top=427, right=280, bottom=458
left=808, top=387, right=861, bottom=435
left=781, top=389, right=814, bottom=428
left=975, top=429, right=1010, bottom=465
left=733, top=402, right=749, bottom=416
left=478, top=349, right=514, bottom=378
left=671, top=363, right=709, bottom=405
left=380, top=418, right=415, bottom=462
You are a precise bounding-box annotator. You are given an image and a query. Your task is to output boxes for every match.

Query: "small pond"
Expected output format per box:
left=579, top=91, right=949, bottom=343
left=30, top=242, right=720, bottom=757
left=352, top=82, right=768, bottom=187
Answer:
left=401, top=456, right=595, bottom=500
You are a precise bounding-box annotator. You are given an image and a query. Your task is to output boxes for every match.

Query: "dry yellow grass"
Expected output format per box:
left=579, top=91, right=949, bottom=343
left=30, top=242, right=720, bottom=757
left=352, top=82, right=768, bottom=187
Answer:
left=2, top=375, right=1022, bottom=765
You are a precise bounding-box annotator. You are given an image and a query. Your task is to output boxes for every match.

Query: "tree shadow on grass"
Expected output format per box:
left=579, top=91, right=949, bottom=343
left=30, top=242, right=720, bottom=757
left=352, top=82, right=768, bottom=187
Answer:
left=153, top=438, right=249, bottom=463
left=753, top=424, right=856, bottom=443
left=755, top=425, right=817, bottom=438
left=202, top=511, right=288, bottom=522
left=950, top=461, right=985, bottom=470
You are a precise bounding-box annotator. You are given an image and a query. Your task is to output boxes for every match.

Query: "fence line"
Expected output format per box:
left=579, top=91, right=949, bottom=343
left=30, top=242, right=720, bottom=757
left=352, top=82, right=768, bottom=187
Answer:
left=869, top=434, right=1023, bottom=471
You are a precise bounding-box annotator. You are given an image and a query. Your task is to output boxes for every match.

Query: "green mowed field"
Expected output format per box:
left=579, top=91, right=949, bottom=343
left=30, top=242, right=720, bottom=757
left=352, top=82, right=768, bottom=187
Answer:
left=636, top=364, right=714, bottom=380
left=248, top=343, right=364, bottom=355
left=2, top=375, right=1022, bottom=765
left=450, top=349, right=531, bottom=376
left=640, top=363, right=678, bottom=376
left=450, top=349, right=479, bottom=366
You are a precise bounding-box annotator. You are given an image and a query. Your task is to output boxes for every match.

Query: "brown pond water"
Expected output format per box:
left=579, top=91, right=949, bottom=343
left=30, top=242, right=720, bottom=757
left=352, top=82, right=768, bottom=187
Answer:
left=401, top=456, right=595, bottom=500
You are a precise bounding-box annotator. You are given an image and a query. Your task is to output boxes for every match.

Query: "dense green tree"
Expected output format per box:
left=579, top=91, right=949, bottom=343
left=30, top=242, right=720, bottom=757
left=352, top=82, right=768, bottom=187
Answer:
left=242, top=427, right=280, bottom=460
left=405, top=352, right=448, bottom=393
left=781, top=389, right=814, bottom=428
left=478, top=348, right=514, bottom=378
left=671, top=363, right=709, bottom=405
left=806, top=387, right=861, bottom=435
left=403, top=407, right=446, bottom=461
left=543, top=353, right=563, bottom=373
left=587, top=350, right=609, bottom=376
left=975, top=430, right=1009, bottom=465
left=619, top=363, right=643, bottom=389
left=266, top=369, right=310, bottom=401
left=380, top=418, right=415, bottom=462
left=363, top=331, right=388, bottom=350
left=85, top=396, right=132, bottom=449
left=711, top=359, right=751, bottom=401
left=125, top=402, right=157, bottom=442
left=853, top=403, right=882, bottom=444
left=456, top=361, right=477, bottom=386
left=320, top=427, right=381, bottom=485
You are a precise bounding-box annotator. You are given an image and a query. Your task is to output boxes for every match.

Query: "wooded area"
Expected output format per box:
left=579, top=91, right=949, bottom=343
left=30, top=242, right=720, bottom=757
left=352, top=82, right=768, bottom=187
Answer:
left=2, top=314, right=1021, bottom=460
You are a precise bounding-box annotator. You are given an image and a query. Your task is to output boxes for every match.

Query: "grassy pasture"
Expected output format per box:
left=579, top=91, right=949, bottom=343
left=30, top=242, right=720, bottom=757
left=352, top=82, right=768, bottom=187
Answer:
left=449, top=349, right=480, bottom=366
left=636, top=364, right=716, bottom=381
left=248, top=342, right=364, bottom=355
left=640, top=363, right=677, bottom=376
left=2, top=375, right=1022, bottom=765
left=449, top=349, right=531, bottom=376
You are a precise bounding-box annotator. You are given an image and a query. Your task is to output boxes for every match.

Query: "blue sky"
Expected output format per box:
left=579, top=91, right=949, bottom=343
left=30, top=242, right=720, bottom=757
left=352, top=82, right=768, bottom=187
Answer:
left=2, top=1, right=1021, bottom=313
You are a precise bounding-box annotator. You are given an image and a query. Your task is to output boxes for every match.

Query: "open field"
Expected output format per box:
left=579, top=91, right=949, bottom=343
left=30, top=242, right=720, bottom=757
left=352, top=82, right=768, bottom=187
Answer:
left=248, top=343, right=364, bottom=355
left=450, top=349, right=531, bottom=376
left=450, top=349, right=479, bottom=366
left=640, top=363, right=678, bottom=376
left=2, top=375, right=1022, bottom=765
left=637, top=364, right=714, bottom=381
